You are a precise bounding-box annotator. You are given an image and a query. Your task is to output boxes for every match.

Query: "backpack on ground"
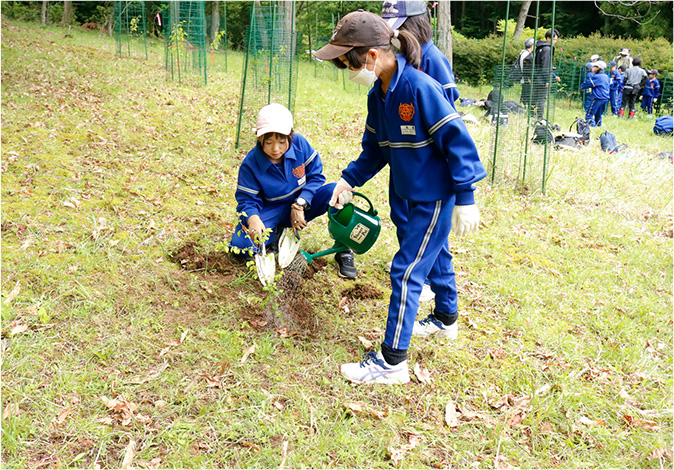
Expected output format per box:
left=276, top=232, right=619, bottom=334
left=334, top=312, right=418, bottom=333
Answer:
left=599, top=131, right=619, bottom=153
left=555, top=133, right=582, bottom=150
left=654, top=116, right=673, bottom=136
left=533, top=120, right=555, bottom=145
left=570, top=118, right=591, bottom=144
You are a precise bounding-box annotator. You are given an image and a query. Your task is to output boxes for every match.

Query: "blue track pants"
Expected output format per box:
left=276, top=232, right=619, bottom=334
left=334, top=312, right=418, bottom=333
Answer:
left=385, top=196, right=455, bottom=352
left=585, top=98, right=608, bottom=127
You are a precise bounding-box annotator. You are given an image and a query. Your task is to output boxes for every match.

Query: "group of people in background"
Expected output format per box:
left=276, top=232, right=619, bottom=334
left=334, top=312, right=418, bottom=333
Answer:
left=580, top=47, right=661, bottom=126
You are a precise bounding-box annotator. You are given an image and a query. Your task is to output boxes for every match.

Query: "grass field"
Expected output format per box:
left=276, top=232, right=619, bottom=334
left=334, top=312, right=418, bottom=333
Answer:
left=1, top=20, right=673, bottom=469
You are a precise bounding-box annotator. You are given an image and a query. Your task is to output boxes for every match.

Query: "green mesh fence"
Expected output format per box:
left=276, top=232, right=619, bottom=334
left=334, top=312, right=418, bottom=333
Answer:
left=207, top=1, right=228, bottom=73
left=235, top=3, right=299, bottom=149
left=485, top=65, right=564, bottom=192
left=114, top=1, right=148, bottom=59
left=164, top=1, right=207, bottom=85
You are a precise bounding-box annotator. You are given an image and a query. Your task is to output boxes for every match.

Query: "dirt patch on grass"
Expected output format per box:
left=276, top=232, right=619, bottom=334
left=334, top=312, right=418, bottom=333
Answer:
left=341, top=284, right=383, bottom=300
left=169, top=241, right=245, bottom=275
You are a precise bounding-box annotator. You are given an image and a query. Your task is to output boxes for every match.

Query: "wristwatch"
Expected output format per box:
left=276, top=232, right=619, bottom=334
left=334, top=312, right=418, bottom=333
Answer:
left=293, top=197, right=310, bottom=211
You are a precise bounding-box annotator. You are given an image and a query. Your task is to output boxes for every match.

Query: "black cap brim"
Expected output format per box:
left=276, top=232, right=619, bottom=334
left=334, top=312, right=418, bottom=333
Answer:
left=313, top=43, right=354, bottom=61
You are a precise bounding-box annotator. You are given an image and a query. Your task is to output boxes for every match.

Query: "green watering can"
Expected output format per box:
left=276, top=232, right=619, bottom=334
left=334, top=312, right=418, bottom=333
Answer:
left=301, top=192, right=381, bottom=264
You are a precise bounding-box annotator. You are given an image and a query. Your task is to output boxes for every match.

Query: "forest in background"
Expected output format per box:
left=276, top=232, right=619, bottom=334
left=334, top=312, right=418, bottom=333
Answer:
left=3, top=0, right=673, bottom=49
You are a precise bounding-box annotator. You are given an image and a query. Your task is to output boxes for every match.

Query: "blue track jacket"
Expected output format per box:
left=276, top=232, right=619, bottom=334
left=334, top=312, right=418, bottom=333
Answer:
left=421, top=40, right=459, bottom=104
left=341, top=55, right=486, bottom=206
left=609, top=69, right=624, bottom=91
left=643, top=77, right=661, bottom=98
left=580, top=72, right=610, bottom=100
left=235, top=133, right=325, bottom=224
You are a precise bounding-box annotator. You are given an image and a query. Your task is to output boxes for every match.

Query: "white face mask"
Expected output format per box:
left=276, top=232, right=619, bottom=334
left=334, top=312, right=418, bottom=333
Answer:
left=348, top=55, right=378, bottom=87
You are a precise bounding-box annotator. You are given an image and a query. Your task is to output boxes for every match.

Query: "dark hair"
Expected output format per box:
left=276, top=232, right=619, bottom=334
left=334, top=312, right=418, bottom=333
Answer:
left=258, top=131, right=294, bottom=146
left=619, top=65, right=626, bottom=73
left=330, top=29, right=421, bottom=69
left=632, top=56, right=642, bottom=66
left=398, top=11, right=432, bottom=44
left=545, top=29, right=560, bottom=40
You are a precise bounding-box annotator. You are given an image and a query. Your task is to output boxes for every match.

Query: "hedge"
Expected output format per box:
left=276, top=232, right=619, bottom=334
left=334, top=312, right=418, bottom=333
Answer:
left=453, top=32, right=673, bottom=87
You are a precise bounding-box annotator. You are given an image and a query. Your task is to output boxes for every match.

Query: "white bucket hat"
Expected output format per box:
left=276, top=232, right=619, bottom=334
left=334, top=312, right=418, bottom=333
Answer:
left=256, top=103, right=293, bottom=137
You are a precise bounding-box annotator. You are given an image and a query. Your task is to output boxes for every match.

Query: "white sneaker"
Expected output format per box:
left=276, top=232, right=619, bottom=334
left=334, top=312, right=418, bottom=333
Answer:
left=340, top=351, right=410, bottom=385
left=419, top=283, right=435, bottom=302
left=384, top=261, right=392, bottom=273
left=412, top=313, right=458, bottom=339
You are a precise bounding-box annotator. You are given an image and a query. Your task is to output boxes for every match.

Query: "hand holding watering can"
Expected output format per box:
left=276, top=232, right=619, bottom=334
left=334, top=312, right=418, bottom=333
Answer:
left=329, top=178, right=354, bottom=210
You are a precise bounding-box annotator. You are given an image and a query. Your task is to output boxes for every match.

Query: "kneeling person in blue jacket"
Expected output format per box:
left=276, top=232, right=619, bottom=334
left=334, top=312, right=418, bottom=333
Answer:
left=580, top=60, right=610, bottom=127
left=230, top=104, right=357, bottom=279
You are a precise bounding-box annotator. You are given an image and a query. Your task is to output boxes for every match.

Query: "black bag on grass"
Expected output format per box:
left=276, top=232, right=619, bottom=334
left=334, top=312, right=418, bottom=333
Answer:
left=600, top=131, right=619, bottom=153
left=533, top=120, right=555, bottom=144
left=555, top=135, right=582, bottom=150
left=571, top=118, right=591, bottom=144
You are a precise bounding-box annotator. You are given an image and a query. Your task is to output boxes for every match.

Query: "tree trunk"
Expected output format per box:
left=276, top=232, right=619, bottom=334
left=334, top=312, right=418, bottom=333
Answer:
left=437, top=1, right=453, bottom=67
left=62, top=1, right=74, bottom=25
left=280, top=0, right=296, bottom=57
left=211, top=0, right=220, bottom=43
left=513, top=0, right=532, bottom=41
left=41, top=1, right=48, bottom=25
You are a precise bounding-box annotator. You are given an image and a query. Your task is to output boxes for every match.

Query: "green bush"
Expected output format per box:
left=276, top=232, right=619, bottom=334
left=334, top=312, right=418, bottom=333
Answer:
left=1, top=2, right=41, bottom=22
left=453, top=31, right=673, bottom=87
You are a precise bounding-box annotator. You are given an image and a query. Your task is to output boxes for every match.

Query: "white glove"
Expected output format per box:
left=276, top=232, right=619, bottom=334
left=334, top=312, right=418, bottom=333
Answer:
left=329, top=178, right=353, bottom=209
left=451, top=204, right=480, bottom=237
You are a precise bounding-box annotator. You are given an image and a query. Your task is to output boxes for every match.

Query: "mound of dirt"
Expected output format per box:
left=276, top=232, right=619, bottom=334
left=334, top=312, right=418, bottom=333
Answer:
left=341, top=284, right=383, bottom=300
left=169, top=242, right=244, bottom=274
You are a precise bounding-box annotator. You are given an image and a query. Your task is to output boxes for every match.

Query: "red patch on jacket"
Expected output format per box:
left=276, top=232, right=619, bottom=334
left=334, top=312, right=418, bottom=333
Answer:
left=399, top=103, right=415, bottom=122
left=292, top=164, right=305, bottom=178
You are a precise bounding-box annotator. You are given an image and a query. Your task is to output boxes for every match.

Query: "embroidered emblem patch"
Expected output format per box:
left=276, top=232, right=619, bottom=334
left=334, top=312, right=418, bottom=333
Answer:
left=292, top=164, right=305, bottom=179
left=399, top=103, right=415, bottom=122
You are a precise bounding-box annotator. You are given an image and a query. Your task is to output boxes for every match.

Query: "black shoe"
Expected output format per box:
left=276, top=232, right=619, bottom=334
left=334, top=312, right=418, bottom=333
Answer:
left=335, top=250, right=357, bottom=279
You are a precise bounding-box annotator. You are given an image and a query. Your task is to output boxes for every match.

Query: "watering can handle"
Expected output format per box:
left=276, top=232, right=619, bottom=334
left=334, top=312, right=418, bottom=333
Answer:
left=328, top=191, right=378, bottom=223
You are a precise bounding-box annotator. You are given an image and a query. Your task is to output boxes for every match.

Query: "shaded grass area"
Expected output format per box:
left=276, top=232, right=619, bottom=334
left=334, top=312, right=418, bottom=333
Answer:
left=2, top=20, right=673, bottom=469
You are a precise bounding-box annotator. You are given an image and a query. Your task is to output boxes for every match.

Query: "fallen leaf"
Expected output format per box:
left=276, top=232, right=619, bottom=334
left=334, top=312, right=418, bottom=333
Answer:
left=53, top=405, right=71, bottom=424
left=241, top=441, right=260, bottom=452
left=445, top=400, right=459, bottom=428
left=578, top=416, right=607, bottom=426
left=622, top=414, right=659, bottom=430
left=4, top=281, right=21, bottom=306
left=535, top=384, right=551, bottom=396
left=179, top=329, right=189, bottom=344
left=647, top=448, right=673, bottom=461
left=3, top=403, right=20, bottom=419
left=344, top=401, right=364, bottom=414
left=10, top=321, right=28, bottom=335
left=388, top=431, right=423, bottom=465
left=279, top=440, right=289, bottom=469
left=338, top=296, right=349, bottom=313
left=274, top=401, right=285, bottom=411
left=495, top=455, right=514, bottom=470
left=413, top=363, right=432, bottom=384
left=240, top=344, right=256, bottom=365
left=357, top=336, right=373, bottom=349
left=121, top=439, right=136, bottom=469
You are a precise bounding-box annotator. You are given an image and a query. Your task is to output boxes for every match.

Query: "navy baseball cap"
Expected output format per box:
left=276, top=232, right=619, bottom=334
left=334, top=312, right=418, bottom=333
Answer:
left=381, top=1, right=428, bottom=30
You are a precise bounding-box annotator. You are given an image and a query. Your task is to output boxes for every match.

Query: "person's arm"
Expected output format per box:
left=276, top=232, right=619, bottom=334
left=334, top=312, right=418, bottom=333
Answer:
left=416, top=80, right=486, bottom=205
left=340, top=95, right=387, bottom=189
left=235, top=163, right=264, bottom=227
left=295, top=135, right=326, bottom=206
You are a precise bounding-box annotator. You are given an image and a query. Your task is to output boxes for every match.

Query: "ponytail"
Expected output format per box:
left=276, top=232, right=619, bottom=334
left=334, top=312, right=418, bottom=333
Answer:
left=395, top=29, right=421, bottom=69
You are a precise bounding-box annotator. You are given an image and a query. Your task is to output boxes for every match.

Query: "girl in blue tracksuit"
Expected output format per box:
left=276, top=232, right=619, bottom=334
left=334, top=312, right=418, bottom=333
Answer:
left=231, top=104, right=356, bottom=278
left=580, top=61, right=610, bottom=127
left=609, top=62, right=624, bottom=115
left=641, top=70, right=661, bottom=114
left=381, top=0, right=460, bottom=303
left=314, top=10, right=486, bottom=385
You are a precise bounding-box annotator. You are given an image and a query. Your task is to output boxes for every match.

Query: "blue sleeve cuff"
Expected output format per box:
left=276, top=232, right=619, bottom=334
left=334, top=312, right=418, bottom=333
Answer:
left=455, top=191, right=475, bottom=206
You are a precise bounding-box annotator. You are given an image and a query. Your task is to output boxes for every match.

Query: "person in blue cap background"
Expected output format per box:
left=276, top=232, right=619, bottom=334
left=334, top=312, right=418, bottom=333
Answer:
left=583, top=54, right=601, bottom=112
left=580, top=60, right=610, bottom=127
left=641, top=69, right=661, bottom=114
left=608, top=61, right=625, bottom=116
